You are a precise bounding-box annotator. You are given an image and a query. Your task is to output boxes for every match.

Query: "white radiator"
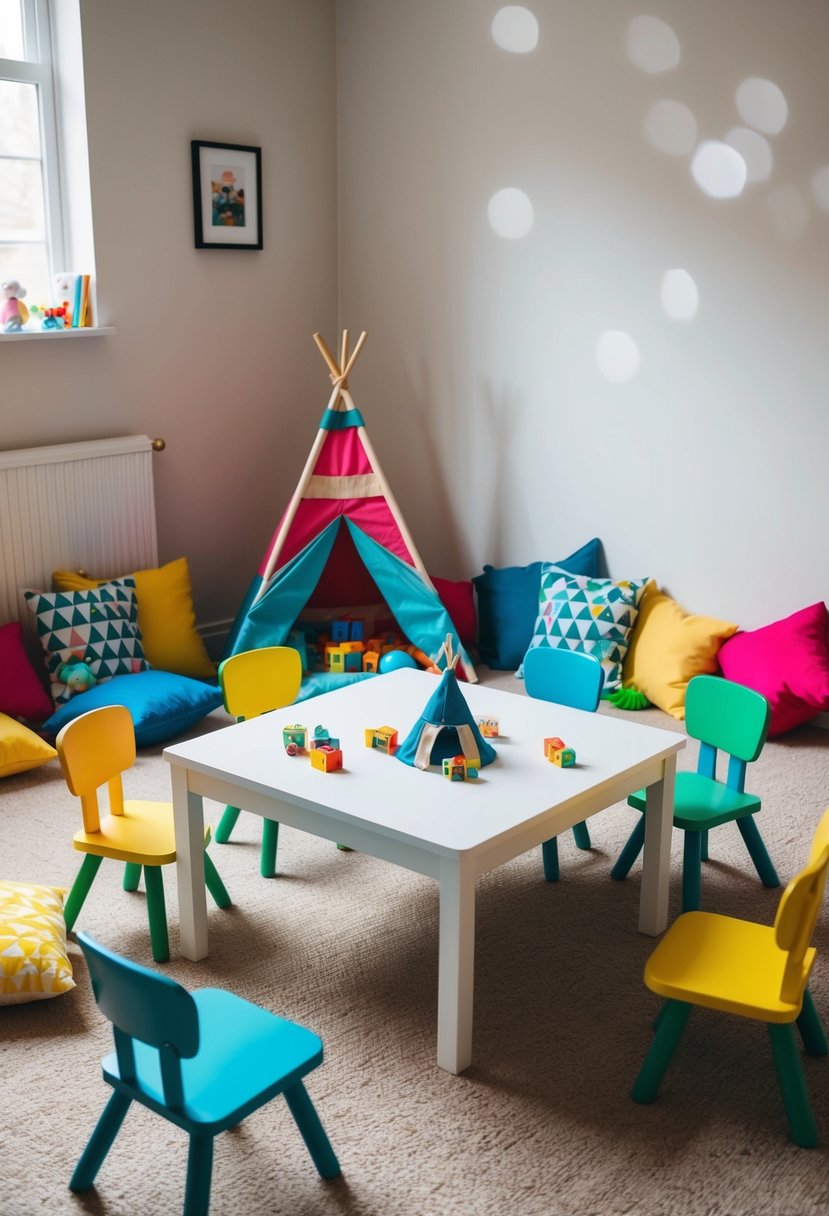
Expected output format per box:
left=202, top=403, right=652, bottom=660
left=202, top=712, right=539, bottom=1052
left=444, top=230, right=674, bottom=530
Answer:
left=0, top=435, right=159, bottom=623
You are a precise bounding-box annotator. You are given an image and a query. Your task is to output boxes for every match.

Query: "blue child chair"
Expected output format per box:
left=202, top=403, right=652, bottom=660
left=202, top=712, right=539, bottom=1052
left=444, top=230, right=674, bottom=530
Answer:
left=523, top=646, right=605, bottom=882
left=70, top=931, right=341, bottom=1215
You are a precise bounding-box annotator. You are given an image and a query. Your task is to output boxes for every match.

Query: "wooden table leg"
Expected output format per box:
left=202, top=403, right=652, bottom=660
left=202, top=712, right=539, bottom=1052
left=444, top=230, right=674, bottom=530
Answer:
left=171, top=766, right=209, bottom=960
left=437, top=856, right=476, bottom=1073
left=639, top=753, right=676, bottom=936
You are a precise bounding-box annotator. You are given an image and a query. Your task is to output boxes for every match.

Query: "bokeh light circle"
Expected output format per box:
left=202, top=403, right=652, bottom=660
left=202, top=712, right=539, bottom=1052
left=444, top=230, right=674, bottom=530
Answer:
left=691, top=141, right=747, bottom=199
left=487, top=188, right=535, bottom=239
left=596, top=331, right=640, bottom=383
left=491, top=6, right=539, bottom=53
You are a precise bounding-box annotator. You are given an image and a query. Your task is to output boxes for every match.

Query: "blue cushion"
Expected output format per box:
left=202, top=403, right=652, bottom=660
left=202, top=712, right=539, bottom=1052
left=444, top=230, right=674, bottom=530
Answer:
left=42, top=670, right=223, bottom=747
left=472, top=539, right=602, bottom=670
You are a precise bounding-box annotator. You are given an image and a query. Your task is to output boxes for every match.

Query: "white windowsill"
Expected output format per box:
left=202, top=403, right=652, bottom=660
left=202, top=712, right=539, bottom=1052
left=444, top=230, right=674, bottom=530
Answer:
left=0, top=327, right=115, bottom=342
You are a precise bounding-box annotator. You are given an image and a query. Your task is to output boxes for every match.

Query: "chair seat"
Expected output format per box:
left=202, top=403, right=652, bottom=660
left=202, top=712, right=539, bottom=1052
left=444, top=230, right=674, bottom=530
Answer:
left=644, top=910, right=815, bottom=1023
left=73, top=799, right=177, bottom=865
left=102, top=988, right=324, bottom=1134
left=628, top=772, right=761, bottom=830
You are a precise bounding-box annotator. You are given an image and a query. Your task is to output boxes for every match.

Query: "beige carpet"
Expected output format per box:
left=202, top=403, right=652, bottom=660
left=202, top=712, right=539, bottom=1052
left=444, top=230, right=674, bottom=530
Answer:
left=3, top=668, right=829, bottom=1216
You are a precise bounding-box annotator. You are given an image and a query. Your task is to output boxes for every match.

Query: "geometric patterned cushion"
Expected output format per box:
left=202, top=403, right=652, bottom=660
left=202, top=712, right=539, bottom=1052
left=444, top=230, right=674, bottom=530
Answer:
left=0, top=880, right=75, bottom=1004
left=23, top=578, right=147, bottom=705
left=523, top=566, right=649, bottom=690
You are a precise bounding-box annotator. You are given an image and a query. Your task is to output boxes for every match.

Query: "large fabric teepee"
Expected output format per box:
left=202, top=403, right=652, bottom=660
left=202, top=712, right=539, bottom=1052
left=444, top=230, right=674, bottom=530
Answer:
left=228, top=330, right=477, bottom=682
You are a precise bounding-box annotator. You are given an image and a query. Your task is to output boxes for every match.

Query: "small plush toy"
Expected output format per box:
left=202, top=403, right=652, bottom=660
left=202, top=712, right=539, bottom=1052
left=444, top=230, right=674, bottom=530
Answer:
left=1, top=280, right=29, bottom=332
left=57, top=660, right=97, bottom=695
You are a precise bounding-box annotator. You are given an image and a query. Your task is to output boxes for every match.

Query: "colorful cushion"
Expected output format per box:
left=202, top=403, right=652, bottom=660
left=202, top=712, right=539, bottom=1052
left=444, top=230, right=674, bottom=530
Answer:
left=52, top=557, right=215, bottom=679
left=24, top=579, right=147, bottom=705
left=717, top=602, right=829, bottom=737
left=0, top=713, right=58, bottom=778
left=523, top=569, right=648, bottom=690
left=622, top=585, right=739, bottom=719
left=430, top=576, right=477, bottom=648
left=0, top=620, right=54, bottom=723
left=42, top=669, right=223, bottom=747
left=0, top=880, right=74, bottom=1004
left=473, top=538, right=602, bottom=669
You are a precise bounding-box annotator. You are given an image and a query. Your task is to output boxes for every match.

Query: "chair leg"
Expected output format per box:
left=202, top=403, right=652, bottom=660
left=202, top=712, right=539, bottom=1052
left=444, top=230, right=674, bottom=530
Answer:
left=64, top=854, right=104, bottom=931
left=203, top=849, right=232, bottom=909
left=260, top=819, right=279, bottom=878
left=632, top=1000, right=692, bottom=1104
left=283, top=1081, right=341, bottom=1179
left=213, top=805, right=241, bottom=844
left=541, top=837, right=560, bottom=883
left=681, top=831, right=703, bottom=912
left=768, top=1022, right=819, bottom=1148
left=123, top=862, right=142, bottom=892
left=797, top=988, right=829, bottom=1057
left=737, top=816, right=780, bottom=888
left=572, top=820, right=592, bottom=851
left=69, top=1090, right=132, bottom=1191
left=143, top=865, right=170, bottom=964
left=184, top=1134, right=214, bottom=1216
left=700, top=829, right=709, bottom=862
left=611, top=816, right=646, bottom=881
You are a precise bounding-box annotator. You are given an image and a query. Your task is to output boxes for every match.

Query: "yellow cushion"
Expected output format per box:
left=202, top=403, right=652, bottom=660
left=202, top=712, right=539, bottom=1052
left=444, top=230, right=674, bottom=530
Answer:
left=0, top=880, right=75, bottom=1004
left=622, top=584, right=738, bottom=719
left=52, top=557, right=215, bottom=680
left=0, top=713, right=57, bottom=778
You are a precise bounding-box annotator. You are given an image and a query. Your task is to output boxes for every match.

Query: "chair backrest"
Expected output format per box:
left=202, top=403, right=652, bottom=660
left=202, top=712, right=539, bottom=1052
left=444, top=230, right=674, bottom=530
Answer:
left=218, top=645, right=302, bottom=722
left=76, top=930, right=199, bottom=1109
left=774, top=806, right=829, bottom=1005
left=523, top=646, right=604, bottom=712
left=56, top=705, right=135, bottom=834
left=685, top=675, right=770, bottom=793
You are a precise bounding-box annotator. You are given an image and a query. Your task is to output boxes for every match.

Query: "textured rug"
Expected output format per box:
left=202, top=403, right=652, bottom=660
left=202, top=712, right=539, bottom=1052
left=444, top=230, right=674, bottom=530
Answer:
left=2, top=668, right=828, bottom=1216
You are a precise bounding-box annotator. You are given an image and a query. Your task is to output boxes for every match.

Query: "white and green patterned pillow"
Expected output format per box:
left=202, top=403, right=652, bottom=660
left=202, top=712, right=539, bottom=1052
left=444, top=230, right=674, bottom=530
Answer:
left=24, top=578, right=147, bottom=705
left=521, top=566, right=649, bottom=690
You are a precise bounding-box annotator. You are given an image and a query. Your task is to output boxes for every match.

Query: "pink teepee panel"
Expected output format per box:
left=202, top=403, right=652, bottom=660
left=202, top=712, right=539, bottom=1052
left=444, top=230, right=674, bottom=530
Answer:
left=312, top=428, right=373, bottom=478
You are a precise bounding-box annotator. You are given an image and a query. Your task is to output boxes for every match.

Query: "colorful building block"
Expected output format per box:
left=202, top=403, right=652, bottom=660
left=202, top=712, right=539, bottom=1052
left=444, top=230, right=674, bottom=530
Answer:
left=363, top=649, right=380, bottom=673
left=310, top=725, right=339, bottom=750
left=332, top=620, right=350, bottom=642
left=442, top=754, right=479, bottom=781
left=543, top=736, right=566, bottom=757
left=310, top=744, right=343, bottom=772
left=283, top=724, right=308, bottom=751
left=476, top=716, right=500, bottom=739
left=548, top=745, right=576, bottom=768
left=364, top=726, right=398, bottom=753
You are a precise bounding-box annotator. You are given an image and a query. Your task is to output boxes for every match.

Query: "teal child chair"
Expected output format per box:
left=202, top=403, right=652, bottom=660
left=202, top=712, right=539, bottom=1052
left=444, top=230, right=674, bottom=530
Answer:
left=523, top=646, right=605, bottom=882
left=611, top=674, right=779, bottom=911
left=213, top=646, right=302, bottom=877
left=70, top=931, right=341, bottom=1215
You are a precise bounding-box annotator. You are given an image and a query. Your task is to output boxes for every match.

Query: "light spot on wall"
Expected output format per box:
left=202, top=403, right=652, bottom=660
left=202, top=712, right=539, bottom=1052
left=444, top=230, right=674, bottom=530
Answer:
left=625, top=15, right=680, bottom=74
left=736, top=77, right=788, bottom=135
left=765, top=184, right=808, bottom=241
left=487, top=188, right=534, bottom=239
left=811, top=166, right=829, bottom=211
left=596, top=330, right=640, bottom=383
left=491, top=6, right=539, bottom=53
left=691, top=140, right=747, bottom=199
left=660, top=269, right=698, bottom=320
left=644, top=100, right=697, bottom=156
left=724, top=127, right=773, bottom=183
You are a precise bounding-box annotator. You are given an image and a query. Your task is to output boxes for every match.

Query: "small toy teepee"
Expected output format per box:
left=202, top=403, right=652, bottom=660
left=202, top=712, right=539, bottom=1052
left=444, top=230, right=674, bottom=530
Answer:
left=396, top=637, right=497, bottom=771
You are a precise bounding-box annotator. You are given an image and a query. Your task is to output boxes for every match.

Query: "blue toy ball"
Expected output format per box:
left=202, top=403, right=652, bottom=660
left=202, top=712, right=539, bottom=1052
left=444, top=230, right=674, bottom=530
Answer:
left=378, top=649, right=418, bottom=674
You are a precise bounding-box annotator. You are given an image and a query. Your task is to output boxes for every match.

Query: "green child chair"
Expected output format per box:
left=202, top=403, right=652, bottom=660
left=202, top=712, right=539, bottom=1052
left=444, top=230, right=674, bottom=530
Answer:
left=213, top=646, right=302, bottom=877
left=611, top=674, right=779, bottom=911
left=523, top=646, right=605, bottom=882
left=57, top=705, right=231, bottom=964
left=71, top=931, right=340, bottom=1214
left=631, top=806, right=829, bottom=1147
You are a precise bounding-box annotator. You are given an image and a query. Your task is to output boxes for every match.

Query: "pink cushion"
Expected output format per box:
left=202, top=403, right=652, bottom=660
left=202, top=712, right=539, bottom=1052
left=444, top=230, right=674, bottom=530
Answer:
left=717, top=602, right=829, bottom=737
left=0, top=621, right=54, bottom=723
left=430, top=576, right=477, bottom=648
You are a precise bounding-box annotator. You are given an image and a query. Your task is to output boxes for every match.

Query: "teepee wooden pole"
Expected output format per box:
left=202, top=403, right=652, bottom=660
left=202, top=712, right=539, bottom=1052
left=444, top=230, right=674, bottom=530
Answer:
left=340, top=329, right=349, bottom=377
left=313, top=332, right=341, bottom=382
left=340, top=330, right=367, bottom=385
left=254, top=425, right=329, bottom=600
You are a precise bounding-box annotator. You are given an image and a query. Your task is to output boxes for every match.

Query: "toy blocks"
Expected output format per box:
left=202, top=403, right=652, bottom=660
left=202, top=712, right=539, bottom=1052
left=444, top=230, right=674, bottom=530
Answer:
left=364, top=725, right=398, bottom=753
left=476, top=716, right=500, bottom=739
left=543, top=736, right=566, bottom=757
left=310, top=744, right=343, bottom=772
left=442, top=754, right=479, bottom=781
left=310, top=724, right=340, bottom=750
left=545, top=736, right=576, bottom=767
left=363, top=649, right=380, bottom=673
left=283, top=724, right=308, bottom=752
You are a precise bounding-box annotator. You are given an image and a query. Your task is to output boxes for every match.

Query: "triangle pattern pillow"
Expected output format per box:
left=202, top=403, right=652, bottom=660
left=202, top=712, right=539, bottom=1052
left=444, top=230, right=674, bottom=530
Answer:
left=24, top=578, right=148, bottom=705
left=521, top=566, right=649, bottom=690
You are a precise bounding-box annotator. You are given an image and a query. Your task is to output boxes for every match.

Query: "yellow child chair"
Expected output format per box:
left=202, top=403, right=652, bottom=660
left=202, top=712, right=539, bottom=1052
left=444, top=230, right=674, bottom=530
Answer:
left=631, top=806, right=829, bottom=1147
left=57, top=705, right=231, bottom=964
left=213, top=646, right=303, bottom=877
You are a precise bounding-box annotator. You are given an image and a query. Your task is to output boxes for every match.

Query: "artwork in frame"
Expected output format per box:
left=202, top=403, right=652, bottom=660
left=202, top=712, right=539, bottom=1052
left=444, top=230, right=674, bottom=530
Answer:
left=191, top=140, right=263, bottom=250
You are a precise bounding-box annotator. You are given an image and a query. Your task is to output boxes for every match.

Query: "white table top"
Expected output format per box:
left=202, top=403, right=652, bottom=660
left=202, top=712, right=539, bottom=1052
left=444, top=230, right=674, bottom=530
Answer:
left=165, top=669, right=684, bottom=860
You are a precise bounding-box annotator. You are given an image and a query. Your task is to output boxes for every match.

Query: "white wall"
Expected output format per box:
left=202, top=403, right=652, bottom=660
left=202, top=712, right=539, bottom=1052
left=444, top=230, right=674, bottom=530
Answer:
left=337, top=0, right=829, bottom=628
left=2, top=0, right=337, bottom=639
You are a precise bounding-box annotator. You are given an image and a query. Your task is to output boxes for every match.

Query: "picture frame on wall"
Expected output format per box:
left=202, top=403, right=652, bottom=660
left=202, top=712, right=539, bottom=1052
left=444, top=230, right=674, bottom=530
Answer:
left=191, top=140, right=263, bottom=250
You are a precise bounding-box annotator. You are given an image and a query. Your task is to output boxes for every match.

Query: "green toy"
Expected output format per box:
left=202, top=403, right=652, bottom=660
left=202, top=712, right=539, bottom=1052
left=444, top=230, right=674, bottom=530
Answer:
left=607, top=686, right=650, bottom=710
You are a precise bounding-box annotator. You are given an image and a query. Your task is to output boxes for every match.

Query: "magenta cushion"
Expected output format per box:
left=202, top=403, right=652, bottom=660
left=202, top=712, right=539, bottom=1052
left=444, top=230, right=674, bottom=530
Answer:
left=0, top=621, right=54, bottom=723
left=717, top=602, right=829, bottom=737
left=430, top=575, right=477, bottom=648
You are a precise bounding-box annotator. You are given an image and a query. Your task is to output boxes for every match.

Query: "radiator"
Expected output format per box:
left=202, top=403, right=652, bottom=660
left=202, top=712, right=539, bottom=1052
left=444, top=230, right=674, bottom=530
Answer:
left=0, top=435, right=159, bottom=624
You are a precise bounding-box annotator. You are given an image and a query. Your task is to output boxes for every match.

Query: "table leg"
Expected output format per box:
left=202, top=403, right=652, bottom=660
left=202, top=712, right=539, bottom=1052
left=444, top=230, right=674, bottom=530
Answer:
left=437, top=856, right=476, bottom=1074
left=639, top=753, right=676, bottom=936
left=171, top=766, right=208, bottom=960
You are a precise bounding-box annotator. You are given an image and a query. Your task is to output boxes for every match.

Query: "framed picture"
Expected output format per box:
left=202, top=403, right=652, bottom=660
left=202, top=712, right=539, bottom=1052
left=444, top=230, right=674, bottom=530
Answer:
left=191, top=140, right=263, bottom=250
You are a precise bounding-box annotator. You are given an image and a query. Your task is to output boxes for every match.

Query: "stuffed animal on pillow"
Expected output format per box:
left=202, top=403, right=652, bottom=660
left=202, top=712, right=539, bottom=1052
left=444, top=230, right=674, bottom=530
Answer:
left=57, top=660, right=97, bottom=696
